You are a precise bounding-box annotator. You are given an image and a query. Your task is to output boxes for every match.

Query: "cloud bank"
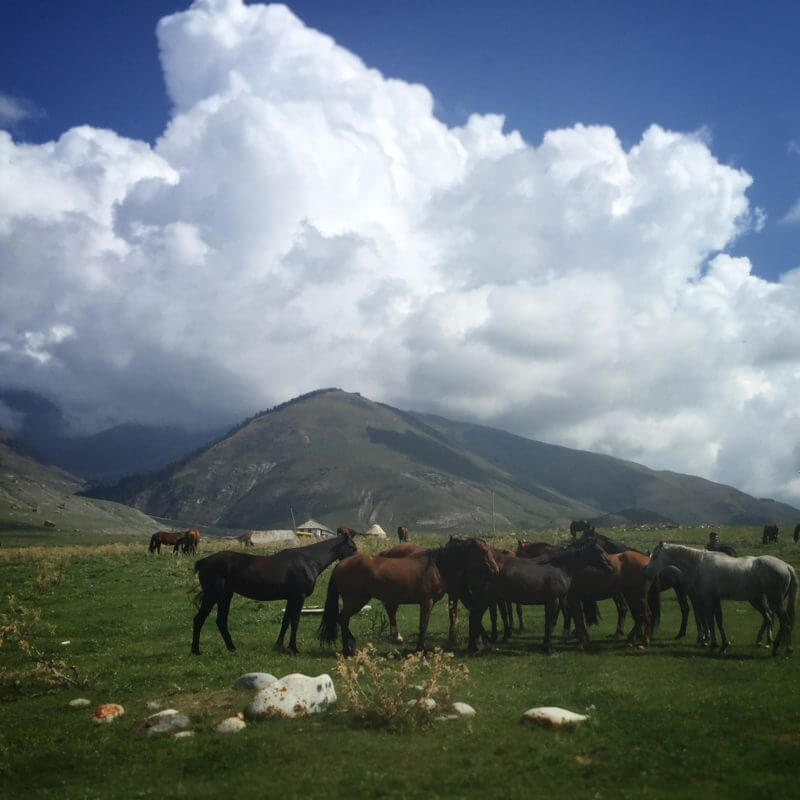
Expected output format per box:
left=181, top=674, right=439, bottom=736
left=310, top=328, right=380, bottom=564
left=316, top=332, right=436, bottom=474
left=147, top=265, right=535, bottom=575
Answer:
left=2, top=0, right=800, bottom=504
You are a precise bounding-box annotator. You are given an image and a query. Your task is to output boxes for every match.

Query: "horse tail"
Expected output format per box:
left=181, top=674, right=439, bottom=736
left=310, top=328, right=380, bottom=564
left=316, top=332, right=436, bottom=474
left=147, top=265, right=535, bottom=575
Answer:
left=191, top=556, right=209, bottom=608
left=582, top=596, right=601, bottom=626
left=648, top=579, right=661, bottom=630
left=787, top=565, right=797, bottom=631
left=148, top=533, right=157, bottom=553
left=318, top=574, right=341, bottom=645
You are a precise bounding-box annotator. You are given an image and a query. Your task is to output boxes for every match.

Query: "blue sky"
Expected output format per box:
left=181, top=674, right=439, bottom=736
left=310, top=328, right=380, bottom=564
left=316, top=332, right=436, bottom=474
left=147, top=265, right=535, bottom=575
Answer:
left=2, top=0, right=800, bottom=504
left=2, top=0, right=799, bottom=281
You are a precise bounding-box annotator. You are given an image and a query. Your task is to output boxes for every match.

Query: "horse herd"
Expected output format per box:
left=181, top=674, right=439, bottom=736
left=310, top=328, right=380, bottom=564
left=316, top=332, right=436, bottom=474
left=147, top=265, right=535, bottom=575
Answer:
left=184, top=523, right=797, bottom=660
left=149, top=529, right=201, bottom=555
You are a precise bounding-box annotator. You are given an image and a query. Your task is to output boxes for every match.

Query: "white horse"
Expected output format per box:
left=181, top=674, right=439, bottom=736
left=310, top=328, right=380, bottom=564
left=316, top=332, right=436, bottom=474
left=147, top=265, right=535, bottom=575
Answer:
left=645, top=543, right=796, bottom=656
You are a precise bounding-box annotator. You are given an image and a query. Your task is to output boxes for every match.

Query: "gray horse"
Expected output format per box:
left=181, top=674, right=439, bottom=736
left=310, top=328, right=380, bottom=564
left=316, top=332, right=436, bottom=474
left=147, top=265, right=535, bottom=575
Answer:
left=645, top=543, right=796, bottom=656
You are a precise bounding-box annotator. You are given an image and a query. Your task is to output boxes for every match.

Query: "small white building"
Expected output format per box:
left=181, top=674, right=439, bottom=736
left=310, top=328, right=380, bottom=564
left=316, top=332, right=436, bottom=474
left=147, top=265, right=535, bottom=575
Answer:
left=296, top=519, right=335, bottom=538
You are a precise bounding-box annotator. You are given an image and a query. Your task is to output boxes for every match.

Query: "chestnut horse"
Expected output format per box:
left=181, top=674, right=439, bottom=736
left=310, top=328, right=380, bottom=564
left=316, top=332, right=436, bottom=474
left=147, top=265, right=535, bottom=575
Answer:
left=191, top=531, right=357, bottom=655
left=318, top=538, right=499, bottom=655
left=567, top=549, right=661, bottom=649
left=148, top=531, right=183, bottom=554
left=177, top=528, right=200, bottom=555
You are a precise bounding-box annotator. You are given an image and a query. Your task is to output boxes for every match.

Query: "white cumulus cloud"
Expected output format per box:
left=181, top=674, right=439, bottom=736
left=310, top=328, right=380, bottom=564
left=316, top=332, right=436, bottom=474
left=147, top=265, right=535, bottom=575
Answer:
left=1, top=0, right=800, bottom=505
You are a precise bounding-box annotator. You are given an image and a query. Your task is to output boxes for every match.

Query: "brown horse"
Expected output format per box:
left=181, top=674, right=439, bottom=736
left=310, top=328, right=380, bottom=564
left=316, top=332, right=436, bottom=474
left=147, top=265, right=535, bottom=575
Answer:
left=176, top=528, right=200, bottom=555
left=192, top=531, right=357, bottom=655
left=148, top=531, right=184, bottom=554
left=397, top=525, right=409, bottom=542
left=319, top=538, right=499, bottom=655
left=567, top=550, right=661, bottom=649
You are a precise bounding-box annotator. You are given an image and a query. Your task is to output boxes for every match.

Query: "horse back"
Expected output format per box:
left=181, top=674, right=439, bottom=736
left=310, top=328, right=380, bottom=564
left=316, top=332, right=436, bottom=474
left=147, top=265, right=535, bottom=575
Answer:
left=333, top=552, right=445, bottom=602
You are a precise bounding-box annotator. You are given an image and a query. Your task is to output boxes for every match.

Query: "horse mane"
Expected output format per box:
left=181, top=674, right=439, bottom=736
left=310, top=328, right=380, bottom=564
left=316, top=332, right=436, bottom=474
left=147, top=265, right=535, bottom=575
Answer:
left=589, top=531, right=646, bottom=555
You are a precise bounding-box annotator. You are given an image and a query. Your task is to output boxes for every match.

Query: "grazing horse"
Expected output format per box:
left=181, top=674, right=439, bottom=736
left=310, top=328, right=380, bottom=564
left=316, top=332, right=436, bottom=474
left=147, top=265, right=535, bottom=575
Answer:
left=318, top=538, right=499, bottom=655
left=397, top=525, right=409, bottom=542
left=191, top=530, right=357, bottom=655
left=567, top=548, right=661, bottom=649
left=148, top=531, right=184, bottom=554
left=793, top=522, right=800, bottom=544
left=176, top=528, right=200, bottom=555
left=470, top=541, right=614, bottom=654
left=570, top=520, right=591, bottom=538
left=646, top=542, right=796, bottom=656
left=763, top=524, right=779, bottom=544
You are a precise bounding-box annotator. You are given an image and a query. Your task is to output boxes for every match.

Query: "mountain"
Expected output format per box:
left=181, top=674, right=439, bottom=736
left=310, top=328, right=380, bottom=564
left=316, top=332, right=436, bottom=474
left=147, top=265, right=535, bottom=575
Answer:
left=0, top=428, right=160, bottom=537
left=87, top=389, right=800, bottom=532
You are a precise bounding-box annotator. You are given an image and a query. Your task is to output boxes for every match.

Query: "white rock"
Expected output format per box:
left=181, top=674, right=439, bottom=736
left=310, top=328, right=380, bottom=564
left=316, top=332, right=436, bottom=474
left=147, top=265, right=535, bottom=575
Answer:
left=521, top=706, right=589, bottom=726
left=215, top=716, right=247, bottom=733
left=244, top=673, right=336, bottom=720
left=69, top=698, right=91, bottom=708
left=452, top=702, right=476, bottom=717
left=173, top=730, right=195, bottom=739
left=144, top=709, right=191, bottom=736
left=406, top=697, right=437, bottom=711
left=235, top=672, right=278, bottom=690
left=145, top=701, right=162, bottom=711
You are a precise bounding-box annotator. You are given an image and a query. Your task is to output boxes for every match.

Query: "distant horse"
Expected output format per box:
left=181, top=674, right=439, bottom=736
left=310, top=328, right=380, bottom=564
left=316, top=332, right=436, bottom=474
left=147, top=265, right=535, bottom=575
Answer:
left=397, top=525, right=409, bottom=542
left=645, top=542, right=796, bottom=656
left=793, top=523, right=800, bottom=544
left=319, top=538, right=499, bottom=655
left=148, top=531, right=184, bottom=554
left=177, top=528, right=200, bottom=555
left=337, top=526, right=359, bottom=537
left=191, top=530, right=357, bottom=655
left=763, top=524, right=779, bottom=545
left=470, top=541, right=614, bottom=654
left=567, top=548, right=661, bottom=649
left=570, top=520, right=591, bottom=538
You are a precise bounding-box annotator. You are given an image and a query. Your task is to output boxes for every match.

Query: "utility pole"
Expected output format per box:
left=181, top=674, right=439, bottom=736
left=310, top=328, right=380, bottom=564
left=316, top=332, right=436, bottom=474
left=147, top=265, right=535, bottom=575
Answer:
left=290, top=507, right=297, bottom=533
left=492, top=490, right=495, bottom=535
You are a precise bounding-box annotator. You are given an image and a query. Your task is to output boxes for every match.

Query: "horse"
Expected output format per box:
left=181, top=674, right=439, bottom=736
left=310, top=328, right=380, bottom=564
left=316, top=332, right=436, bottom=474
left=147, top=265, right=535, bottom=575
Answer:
left=191, top=530, right=357, bottom=655
left=572, top=530, right=693, bottom=640
left=397, top=525, right=409, bottom=542
left=148, top=531, right=184, bottom=554
left=318, top=538, right=499, bottom=655
left=645, top=542, right=797, bottom=656
left=337, top=526, right=359, bottom=537
left=570, top=520, right=591, bottom=538
left=469, top=541, right=614, bottom=654
left=763, top=524, right=779, bottom=544
left=176, top=528, right=200, bottom=555
left=567, top=548, right=661, bottom=649
left=793, top=522, right=800, bottom=544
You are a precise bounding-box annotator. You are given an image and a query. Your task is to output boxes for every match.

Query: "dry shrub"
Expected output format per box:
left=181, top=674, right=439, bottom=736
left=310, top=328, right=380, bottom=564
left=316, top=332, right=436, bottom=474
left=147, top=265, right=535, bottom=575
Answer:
left=335, top=643, right=469, bottom=729
left=35, top=558, right=64, bottom=592
left=0, top=595, right=88, bottom=688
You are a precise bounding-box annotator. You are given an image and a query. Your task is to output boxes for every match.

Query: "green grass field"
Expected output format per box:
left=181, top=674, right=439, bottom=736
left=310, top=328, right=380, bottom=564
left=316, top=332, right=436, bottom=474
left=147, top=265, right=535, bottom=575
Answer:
left=1, top=526, right=799, bottom=800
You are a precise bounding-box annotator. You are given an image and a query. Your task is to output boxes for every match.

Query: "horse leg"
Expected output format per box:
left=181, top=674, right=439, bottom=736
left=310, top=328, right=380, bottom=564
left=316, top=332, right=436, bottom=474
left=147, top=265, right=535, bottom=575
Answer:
left=675, top=587, right=690, bottom=639
left=488, top=600, right=499, bottom=641
left=611, top=594, right=628, bottom=640
left=385, top=602, right=403, bottom=644
left=447, top=595, right=459, bottom=642
left=568, top=594, right=590, bottom=650
left=542, top=598, right=558, bottom=654
left=191, top=593, right=216, bottom=655
left=339, top=595, right=365, bottom=657
left=752, top=597, right=773, bottom=646
left=286, top=593, right=306, bottom=654
left=712, top=598, right=729, bottom=654
left=215, top=591, right=236, bottom=652
left=561, top=599, right=573, bottom=643
left=516, top=603, right=524, bottom=631
left=415, top=598, right=435, bottom=652
left=503, top=600, right=513, bottom=640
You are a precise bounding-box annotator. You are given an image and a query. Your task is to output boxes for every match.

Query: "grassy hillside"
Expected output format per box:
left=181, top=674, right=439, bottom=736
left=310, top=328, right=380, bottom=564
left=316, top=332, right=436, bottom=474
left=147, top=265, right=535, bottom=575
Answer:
left=88, top=389, right=800, bottom=532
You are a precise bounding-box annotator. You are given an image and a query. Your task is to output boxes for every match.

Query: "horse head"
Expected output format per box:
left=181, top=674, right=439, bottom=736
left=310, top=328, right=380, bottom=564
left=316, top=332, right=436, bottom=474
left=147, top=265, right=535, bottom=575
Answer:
left=583, top=540, right=614, bottom=573
left=335, top=529, right=358, bottom=560
left=644, top=541, right=667, bottom=580
left=442, top=537, right=499, bottom=578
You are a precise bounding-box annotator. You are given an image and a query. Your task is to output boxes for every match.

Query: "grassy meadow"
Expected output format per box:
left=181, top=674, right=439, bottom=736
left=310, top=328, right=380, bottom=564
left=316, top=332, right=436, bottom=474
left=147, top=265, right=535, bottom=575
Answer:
left=1, top=524, right=799, bottom=800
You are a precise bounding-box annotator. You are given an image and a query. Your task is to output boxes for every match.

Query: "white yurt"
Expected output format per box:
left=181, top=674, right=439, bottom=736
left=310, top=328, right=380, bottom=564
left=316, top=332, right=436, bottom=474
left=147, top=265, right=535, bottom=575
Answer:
left=364, top=523, right=388, bottom=538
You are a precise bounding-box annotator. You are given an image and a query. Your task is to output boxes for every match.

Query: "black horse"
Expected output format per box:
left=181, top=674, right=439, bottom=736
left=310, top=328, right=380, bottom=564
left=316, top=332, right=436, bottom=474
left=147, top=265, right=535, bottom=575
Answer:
left=763, top=524, right=779, bottom=545
left=468, top=540, right=613, bottom=654
left=570, top=520, right=591, bottom=538
left=795, top=522, right=800, bottom=544
left=191, top=531, right=357, bottom=655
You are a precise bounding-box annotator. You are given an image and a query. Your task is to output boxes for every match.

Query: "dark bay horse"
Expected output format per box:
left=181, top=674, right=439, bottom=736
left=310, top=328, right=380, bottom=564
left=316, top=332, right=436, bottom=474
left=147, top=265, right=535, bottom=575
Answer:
left=470, top=541, right=614, bottom=654
left=397, top=525, right=409, bottom=542
left=570, top=520, right=591, bottom=538
left=177, top=528, right=200, bottom=555
left=191, top=530, right=357, bottom=655
left=793, top=522, right=800, bottom=544
left=763, top=524, right=779, bottom=544
left=318, top=538, right=499, bottom=655
left=149, top=531, right=184, bottom=554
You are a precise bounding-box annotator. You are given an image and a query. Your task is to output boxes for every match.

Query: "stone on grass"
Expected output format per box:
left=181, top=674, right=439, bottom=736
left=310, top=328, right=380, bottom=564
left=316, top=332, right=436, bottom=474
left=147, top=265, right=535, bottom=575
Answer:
left=451, top=702, right=476, bottom=717
left=521, top=707, right=589, bottom=727
left=145, top=700, right=162, bottom=711
left=144, top=709, right=191, bottom=736
left=91, top=704, right=125, bottom=723
left=69, top=698, right=91, bottom=708
left=406, top=697, right=436, bottom=711
left=173, top=731, right=195, bottom=739
left=244, top=673, right=336, bottom=720
left=215, top=716, right=247, bottom=734
left=235, top=672, right=278, bottom=690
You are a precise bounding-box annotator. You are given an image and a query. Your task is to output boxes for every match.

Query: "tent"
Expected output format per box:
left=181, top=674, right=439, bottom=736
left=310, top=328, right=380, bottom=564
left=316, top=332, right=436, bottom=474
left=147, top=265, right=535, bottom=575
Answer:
left=364, top=523, right=388, bottom=538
